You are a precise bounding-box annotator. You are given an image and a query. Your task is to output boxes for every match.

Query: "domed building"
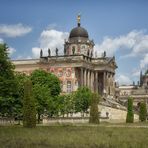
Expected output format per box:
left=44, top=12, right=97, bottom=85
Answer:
left=13, top=15, right=117, bottom=98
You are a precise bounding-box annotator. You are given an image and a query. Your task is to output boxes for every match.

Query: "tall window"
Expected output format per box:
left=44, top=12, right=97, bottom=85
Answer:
left=72, top=46, right=75, bottom=55
left=67, top=81, right=72, bottom=93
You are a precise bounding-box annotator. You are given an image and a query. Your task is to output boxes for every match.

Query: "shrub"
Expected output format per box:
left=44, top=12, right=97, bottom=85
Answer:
left=23, top=80, right=36, bottom=128
left=139, top=102, right=147, bottom=122
left=126, top=97, right=134, bottom=123
left=89, top=93, right=100, bottom=124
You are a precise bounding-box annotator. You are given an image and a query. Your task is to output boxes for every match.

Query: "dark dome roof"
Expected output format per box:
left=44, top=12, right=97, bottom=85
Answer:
left=69, top=25, right=89, bottom=38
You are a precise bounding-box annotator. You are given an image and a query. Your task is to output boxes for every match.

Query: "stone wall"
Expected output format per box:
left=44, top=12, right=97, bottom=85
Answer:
left=43, top=105, right=139, bottom=124
left=99, top=105, right=139, bottom=123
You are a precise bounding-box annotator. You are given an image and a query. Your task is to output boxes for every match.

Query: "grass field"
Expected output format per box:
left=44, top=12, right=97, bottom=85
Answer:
left=0, top=124, right=148, bottom=148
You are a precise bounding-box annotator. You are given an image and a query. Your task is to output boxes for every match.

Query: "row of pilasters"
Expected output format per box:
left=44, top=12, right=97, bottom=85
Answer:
left=80, top=68, right=99, bottom=93
left=80, top=68, right=115, bottom=96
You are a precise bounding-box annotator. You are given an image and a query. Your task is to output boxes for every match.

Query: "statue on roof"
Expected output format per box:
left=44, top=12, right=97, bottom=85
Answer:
left=103, top=51, right=106, bottom=58
left=48, top=48, right=51, bottom=57
left=40, top=49, right=43, bottom=58
left=64, top=44, right=66, bottom=55
left=77, top=13, right=81, bottom=26
left=56, top=48, right=58, bottom=56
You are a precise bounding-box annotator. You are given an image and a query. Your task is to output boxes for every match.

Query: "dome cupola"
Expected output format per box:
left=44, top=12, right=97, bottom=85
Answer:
left=69, top=15, right=89, bottom=39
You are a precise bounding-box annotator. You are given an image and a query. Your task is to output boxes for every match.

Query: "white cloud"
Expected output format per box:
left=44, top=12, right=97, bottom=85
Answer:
left=32, top=47, right=41, bottom=58
left=132, top=69, right=140, bottom=77
left=32, top=29, right=69, bottom=58
left=140, top=53, right=148, bottom=69
left=0, top=23, right=32, bottom=37
left=94, top=30, right=148, bottom=58
left=116, top=74, right=132, bottom=85
left=0, top=38, right=4, bottom=43
left=7, top=47, right=16, bottom=56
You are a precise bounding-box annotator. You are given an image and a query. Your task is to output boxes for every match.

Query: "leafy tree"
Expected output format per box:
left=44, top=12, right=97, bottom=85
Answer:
left=74, top=87, right=92, bottom=116
left=30, top=69, right=61, bottom=118
left=58, top=93, right=75, bottom=117
left=89, top=93, right=100, bottom=124
left=31, top=69, right=61, bottom=96
left=126, top=97, right=134, bottom=123
left=139, top=102, right=147, bottom=122
left=23, top=80, right=36, bottom=128
left=33, top=84, right=51, bottom=123
left=0, top=43, right=18, bottom=118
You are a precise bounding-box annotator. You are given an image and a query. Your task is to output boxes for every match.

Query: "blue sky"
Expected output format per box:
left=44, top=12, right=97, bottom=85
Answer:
left=0, top=0, right=148, bottom=85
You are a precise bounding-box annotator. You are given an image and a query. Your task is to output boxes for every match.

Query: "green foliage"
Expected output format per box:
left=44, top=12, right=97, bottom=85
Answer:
left=0, top=43, right=17, bottom=98
left=126, top=97, right=134, bottom=123
left=23, top=80, right=36, bottom=128
left=58, top=93, right=75, bottom=117
left=139, top=102, right=147, bottom=122
left=14, top=72, right=29, bottom=120
left=74, top=87, right=92, bottom=116
left=0, top=43, right=18, bottom=118
left=30, top=69, right=61, bottom=119
left=89, top=93, right=100, bottom=124
left=31, top=69, right=61, bottom=96
left=33, top=84, right=51, bottom=123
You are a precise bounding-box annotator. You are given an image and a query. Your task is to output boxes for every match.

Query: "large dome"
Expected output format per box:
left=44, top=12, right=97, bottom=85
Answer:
left=69, top=26, right=89, bottom=38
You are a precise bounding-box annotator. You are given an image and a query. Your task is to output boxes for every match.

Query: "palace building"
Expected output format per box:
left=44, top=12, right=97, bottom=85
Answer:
left=117, top=70, right=148, bottom=107
left=12, top=15, right=117, bottom=98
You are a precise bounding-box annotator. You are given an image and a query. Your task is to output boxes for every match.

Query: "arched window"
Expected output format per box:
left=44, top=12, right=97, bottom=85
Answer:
left=67, top=81, right=72, bottom=93
left=72, top=46, right=76, bottom=55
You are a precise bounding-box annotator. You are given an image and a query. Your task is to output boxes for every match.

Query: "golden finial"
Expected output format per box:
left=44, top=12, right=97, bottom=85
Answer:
left=77, top=13, right=81, bottom=26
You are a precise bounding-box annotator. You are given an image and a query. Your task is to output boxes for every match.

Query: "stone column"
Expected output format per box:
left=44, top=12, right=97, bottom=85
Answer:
left=103, top=71, right=106, bottom=95
left=90, top=71, right=94, bottom=92
left=80, top=67, right=83, bottom=87
left=94, top=71, right=98, bottom=93
left=84, top=68, right=86, bottom=86
left=95, top=71, right=98, bottom=93
left=87, top=70, right=90, bottom=89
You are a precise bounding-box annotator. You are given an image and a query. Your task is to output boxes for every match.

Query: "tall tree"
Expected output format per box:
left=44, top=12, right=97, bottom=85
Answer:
left=126, top=97, right=134, bottom=123
left=89, top=93, right=100, bottom=124
left=0, top=43, right=17, bottom=98
left=33, top=84, right=51, bottom=123
left=23, top=80, right=36, bottom=128
left=0, top=43, right=18, bottom=118
left=74, top=87, right=92, bottom=116
left=139, top=102, right=147, bottom=122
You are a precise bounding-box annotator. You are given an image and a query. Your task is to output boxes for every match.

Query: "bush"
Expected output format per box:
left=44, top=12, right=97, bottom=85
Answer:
left=126, top=97, right=134, bottom=123
left=139, top=102, right=147, bottom=122
left=89, top=93, right=100, bottom=124
left=23, top=80, right=36, bottom=128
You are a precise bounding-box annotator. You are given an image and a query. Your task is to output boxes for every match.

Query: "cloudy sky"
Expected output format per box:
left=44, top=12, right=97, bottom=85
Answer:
left=0, top=0, right=148, bottom=85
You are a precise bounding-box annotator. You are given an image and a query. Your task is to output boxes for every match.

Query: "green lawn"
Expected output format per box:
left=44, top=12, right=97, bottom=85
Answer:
left=0, top=124, right=148, bottom=148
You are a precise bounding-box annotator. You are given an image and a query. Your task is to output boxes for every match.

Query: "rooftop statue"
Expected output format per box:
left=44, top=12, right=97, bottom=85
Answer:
left=56, top=48, right=58, bottom=56
left=40, top=49, right=43, bottom=58
left=48, top=48, right=51, bottom=57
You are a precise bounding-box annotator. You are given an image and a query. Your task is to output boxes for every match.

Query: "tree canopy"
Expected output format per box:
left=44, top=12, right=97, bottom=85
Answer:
left=74, top=87, right=92, bottom=116
left=31, top=69, right=61, bottom=96
left=0, top=43, right=18, bottom=118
